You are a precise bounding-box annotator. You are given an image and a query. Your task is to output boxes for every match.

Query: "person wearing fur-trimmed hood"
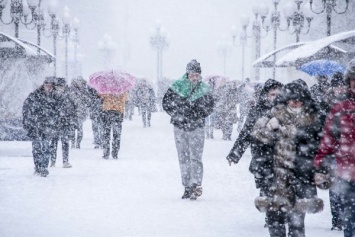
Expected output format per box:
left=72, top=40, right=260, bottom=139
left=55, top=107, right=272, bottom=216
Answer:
left=253, top=82, right=324, bottom=237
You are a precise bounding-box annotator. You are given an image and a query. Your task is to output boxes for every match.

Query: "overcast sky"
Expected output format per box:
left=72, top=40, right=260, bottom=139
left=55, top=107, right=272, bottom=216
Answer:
left=1, top=0, right=354, bottom=84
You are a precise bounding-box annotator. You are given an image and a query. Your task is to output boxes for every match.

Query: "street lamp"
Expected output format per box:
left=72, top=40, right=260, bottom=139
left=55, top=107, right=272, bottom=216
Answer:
left=0, top=0, right=39, bottom=38
left=72, top=17, right=80, bottom=77
left=309, top=0, right=349, bottom=36
left=149, top=20, right=169, bottom=83
left=62, top=6, right=71, bottom=80
left=217, top=36, right=232, bottom=75
left=241, top=3, right=270, bottom=81
left=231, top=25, right=248, bottom=80
left=98, top=34, right=117, bottom=69
left=282, top=0, right=314, bottom=42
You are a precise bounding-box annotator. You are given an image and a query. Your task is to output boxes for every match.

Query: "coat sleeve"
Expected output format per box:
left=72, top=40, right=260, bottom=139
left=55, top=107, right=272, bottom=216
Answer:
left=162, top=88, right=179, bottom=117
left=314, top=107, right=339, bottom=169
left=227, top=108, right=258, bottom=162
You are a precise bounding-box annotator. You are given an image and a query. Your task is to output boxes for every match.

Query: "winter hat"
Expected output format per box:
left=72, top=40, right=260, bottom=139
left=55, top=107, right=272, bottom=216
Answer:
left=330, top=72, right=345, bottom=87
left=56, top=77, right=67, bottom=86
left=292, top=78, right=308, bottom=89
left=344, top=58, right=355, bottom=87
left=280, top=82, right=312, bottom=103
left=44, top=76, right=56, bottom=84
left=186, top=59, right=201, bottom=74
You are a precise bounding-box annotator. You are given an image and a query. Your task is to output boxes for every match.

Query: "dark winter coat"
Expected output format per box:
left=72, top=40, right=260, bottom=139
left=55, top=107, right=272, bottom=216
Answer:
left=314, top=90, right=355, bottom=182
left=87, top=86, right=103, bottom=120
left=227, top=79, right=283, bottom=182
left=22, top=86, right=59, bottom=140
left=253, top=83, right=324, bottom=214
left=136, top=84, right=156, bottom=111
left=69, top=85, right=90, bottom=123
left=214, top=85, right=239, bottom=127
left=162, top=75, right=214, bottom=132
left=55, top=87, right=77, bottom=137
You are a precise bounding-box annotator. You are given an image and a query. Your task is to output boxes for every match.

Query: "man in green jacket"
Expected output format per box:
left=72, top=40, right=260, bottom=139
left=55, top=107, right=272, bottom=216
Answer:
left=162, top=59, right=214, bottom=200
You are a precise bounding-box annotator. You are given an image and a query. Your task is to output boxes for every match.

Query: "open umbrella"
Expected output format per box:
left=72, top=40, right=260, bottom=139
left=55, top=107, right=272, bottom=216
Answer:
left=298, top=60, right=346, bottom=77
left=203, top=75, right=229, bottom=91
left=88, top=70, right=136, bottom=95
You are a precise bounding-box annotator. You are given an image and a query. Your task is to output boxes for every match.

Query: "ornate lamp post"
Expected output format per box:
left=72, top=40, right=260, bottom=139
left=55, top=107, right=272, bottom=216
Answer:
left=149, top=20, right=169, bottom=83
left=217, top=36, right=232, bottom=75
left=241, top=3, right=270, bottom=81
left=0, top=0, right=39, bottom=38
left=309, top=0, right=349, bottom=36
left=72, top=17, right=80, bottom=77
left=282, top=0, right=314, bottom=42
left=98, top=34, right=117, bottom=69
left=231, top=25, right=248, bottom=80
left=62, top=6, right=71, bottom=80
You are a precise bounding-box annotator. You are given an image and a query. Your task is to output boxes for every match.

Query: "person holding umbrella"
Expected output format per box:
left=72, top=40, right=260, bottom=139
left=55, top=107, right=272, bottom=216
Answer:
left=88, top=70, right=135, bottom=160
left=162, top=59, right=214, bottom=200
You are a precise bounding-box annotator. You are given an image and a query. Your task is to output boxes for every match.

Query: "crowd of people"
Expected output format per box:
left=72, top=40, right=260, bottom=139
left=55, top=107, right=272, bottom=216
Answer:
left=21, top=58, right=355, bottom=237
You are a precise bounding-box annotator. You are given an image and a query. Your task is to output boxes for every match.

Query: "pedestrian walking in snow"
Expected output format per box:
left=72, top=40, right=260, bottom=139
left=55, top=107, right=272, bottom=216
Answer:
left=136, top=79, right=156, bottom=127
left=87, top=86, right=104, bottom=149
left=124, top=89, right=135, bottom=121
left=69, top=76, right=90, bottom=149
left=236, top=78, right=253, bottom=133
left=22, top=77, right=59, bottom=177
left=314, top=59, right=355, bottom=237
left=50, top=78, right=76, bottom=168
left=226, top=79, right=283, bottom=226
left=253, top=82, right=324, bottom=237
left=162, top=59, right=214, bottom=200
left=100, top=92, right=128, bottom=159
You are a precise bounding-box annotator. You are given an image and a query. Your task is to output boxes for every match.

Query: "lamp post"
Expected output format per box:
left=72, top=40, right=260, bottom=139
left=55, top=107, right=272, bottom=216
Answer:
left=241, top=3, right=270, bottom=81
left=282, top=0, right=314, bottom=42
left=231, top=25, right=247, bottom=80
left=62, top=6, right=71, bottom=80
left=217, top=36, right=232, bottom=75
left=309, top=0, right=349, bottom=36
left=0, top=0, right=39, bottom=38
left=149, top=20, right=169, bottom=83
left=72, top=17, right=80, bottom=77
left=98, top=34, right=117, bottom=69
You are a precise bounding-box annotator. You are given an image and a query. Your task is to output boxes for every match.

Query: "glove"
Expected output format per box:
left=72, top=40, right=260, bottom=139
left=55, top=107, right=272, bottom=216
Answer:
left=226, top=152, right=241, bottom=165
left=314, top=172, right=332, bottom=190
left=266, top=117, right=279, bottom=130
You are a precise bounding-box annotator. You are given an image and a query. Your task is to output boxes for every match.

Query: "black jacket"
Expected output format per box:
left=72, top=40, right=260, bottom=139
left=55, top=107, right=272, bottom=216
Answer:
left=22, top=86, right=59, bottom=140
left=162, top=88, right=214, bottom=132
left=227, top=79, right=283, bottom=178
left=56, top=87, right=78, bottom=136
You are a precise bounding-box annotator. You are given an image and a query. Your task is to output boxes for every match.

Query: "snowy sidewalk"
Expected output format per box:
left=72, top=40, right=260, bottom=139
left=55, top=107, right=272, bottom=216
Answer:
left=0, top=112, right=342, bottom=237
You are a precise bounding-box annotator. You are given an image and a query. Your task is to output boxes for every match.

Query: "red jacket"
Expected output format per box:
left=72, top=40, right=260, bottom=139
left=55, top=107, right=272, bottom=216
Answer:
left=314, top=90, right=355, bottom=181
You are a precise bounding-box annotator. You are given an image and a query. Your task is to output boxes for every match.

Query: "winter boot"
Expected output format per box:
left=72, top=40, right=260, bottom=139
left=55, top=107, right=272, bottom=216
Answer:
left=63, top=162, right=72, bottom=168
left=71, top=141, right=75, bottom=149
left=190, top=185, right=203, bottom=200
left=182, top=187, right=192, bottom=199
left=39, top=168, right=49, bottom=177
left=76, top=142, right=80, bottom=149
left=33, top=167, right=40, bottom=176
left=94, top=144, right=100, bottom=149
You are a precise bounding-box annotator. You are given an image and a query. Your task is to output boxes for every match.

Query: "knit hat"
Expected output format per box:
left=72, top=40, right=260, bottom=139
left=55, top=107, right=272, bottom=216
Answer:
left=330, top=72, right=345, bottom=87
left=344, top=58, right=355, bottom=87
left=280, top=82, right=312, bottom=103
left=56, top=77, right=67, bottom=86
left=292, top=78, right=308, bottom=89
left=186, top=59, right=201, bottom=74
left=44, top=76, right=56, bottom=84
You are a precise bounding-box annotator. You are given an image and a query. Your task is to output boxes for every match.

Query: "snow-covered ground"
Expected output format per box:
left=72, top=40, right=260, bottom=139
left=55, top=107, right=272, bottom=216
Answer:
left=0, top=112, right=342, bottom=237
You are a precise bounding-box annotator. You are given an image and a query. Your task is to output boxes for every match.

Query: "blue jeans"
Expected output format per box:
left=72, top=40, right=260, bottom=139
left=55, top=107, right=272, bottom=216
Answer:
left=32, top=139, right=50, bottom=171
left=337, top=179, right=355, bottom=237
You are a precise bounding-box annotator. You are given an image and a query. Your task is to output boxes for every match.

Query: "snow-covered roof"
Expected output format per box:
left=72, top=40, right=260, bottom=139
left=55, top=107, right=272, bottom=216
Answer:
left=0, top=31, right=55, bottom=62
left=276, top=30, right=355, bottom=66
left=253, top=42, right=306, bottom=67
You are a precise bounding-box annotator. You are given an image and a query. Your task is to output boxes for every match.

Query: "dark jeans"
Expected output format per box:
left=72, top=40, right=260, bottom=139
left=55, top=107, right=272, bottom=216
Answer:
left=336, top=178, right=355, bottom=237
left=267, top=209, right=306, bottom=237
left=102, top=111, right=123, bottom=158
left=141, top=106, right=151, bottom=127
left=50, top=136, right=69, bottom=164
left=330, top=189, right=343, bottom=227
left=91, top=116, right=103, bottom=146
left=32, top=139, right=50, bottom=171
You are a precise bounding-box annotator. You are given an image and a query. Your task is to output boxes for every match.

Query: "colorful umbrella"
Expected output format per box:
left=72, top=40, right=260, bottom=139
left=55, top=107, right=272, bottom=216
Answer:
left=88, top=70, right=136, bottom=95
left=298, top=60, right=346, bottom=77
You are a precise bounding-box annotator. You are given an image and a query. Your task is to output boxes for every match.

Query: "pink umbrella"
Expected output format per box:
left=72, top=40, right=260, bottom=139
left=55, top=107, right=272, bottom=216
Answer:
left=88, top=70, right=136, bottom=95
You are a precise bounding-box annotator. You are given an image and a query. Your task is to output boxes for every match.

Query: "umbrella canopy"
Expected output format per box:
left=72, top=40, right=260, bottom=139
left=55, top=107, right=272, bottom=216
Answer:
left=298, top=60, right=346, bottom=77
left=88, top=70, right=136, bottom=95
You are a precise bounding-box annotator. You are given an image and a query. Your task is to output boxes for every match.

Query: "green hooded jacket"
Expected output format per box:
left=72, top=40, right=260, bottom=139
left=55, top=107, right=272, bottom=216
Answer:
left=170, top=74, right=210, bottom=102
